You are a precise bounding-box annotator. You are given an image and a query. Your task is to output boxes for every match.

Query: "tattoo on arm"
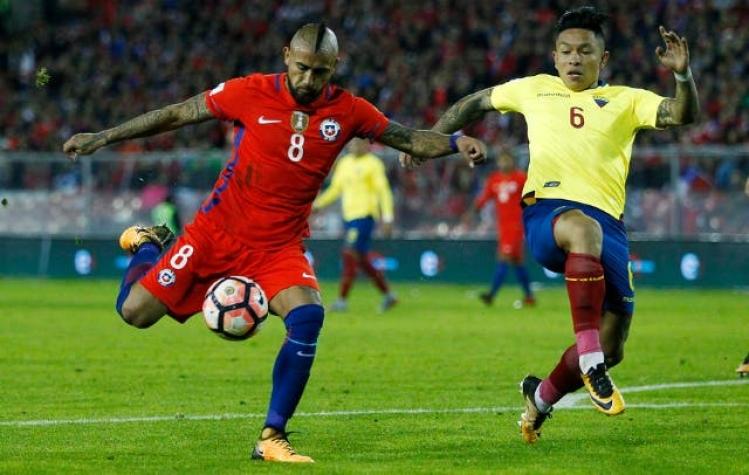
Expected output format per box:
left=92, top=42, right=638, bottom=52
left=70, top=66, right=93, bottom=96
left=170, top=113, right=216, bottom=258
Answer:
left=101, top=92, right=214, bottom=145
left=432, top=87, right=495, bottom=133
left=656, top=78, right=699, bottom=128
left=379, top=121, right=452, bottom=158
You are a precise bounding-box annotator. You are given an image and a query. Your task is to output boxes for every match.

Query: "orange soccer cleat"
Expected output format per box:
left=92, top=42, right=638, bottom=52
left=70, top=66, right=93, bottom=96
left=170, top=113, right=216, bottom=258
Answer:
left=251, top=428, right=314, bottom=463
left=118, top=224, right=174, bottom=254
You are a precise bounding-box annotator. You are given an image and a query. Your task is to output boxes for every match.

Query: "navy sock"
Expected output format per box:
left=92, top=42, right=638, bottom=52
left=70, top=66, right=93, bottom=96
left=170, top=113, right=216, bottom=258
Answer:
left=514, top=264, right=533, bottom=298
left=264, top=304, right=324, bottom=432
left=115, top=243, right=160, bottom=316
left=489, top=262, right=509, bottom=297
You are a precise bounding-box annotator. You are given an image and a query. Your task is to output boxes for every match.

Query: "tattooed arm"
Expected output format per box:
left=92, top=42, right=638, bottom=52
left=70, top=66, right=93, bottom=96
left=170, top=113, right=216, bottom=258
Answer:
left=379, top=121, right=486, bottom=164
left=398, top=87, right=495, bottom=169
left=63, top=93, right=214, bottom=160
left=430, top=87, right=496, bottom=134
left=655, top=76, right=699, bottom=127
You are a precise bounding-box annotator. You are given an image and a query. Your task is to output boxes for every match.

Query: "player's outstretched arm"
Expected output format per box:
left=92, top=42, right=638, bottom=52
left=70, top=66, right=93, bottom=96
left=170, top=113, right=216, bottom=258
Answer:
left=431, top=87, right=495, bottom=134
left=62, top=92, right=214, bottom=160
left=379, top=121, right=487, bottom=167
left=399, top=87, right=494, bottom=169
left=655, top=26, right=700, bottom=128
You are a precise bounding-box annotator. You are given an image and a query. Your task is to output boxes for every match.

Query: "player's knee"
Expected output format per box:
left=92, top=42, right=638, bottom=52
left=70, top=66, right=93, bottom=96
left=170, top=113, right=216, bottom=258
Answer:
left=285, top=304, right=325, bottom=345
left=119, top=299, right=156, bottom=329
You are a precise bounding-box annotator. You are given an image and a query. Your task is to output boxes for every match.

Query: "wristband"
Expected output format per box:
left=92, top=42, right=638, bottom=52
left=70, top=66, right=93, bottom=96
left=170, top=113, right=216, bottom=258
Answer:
left=449, top=131, right=463, bottom=153
left=674, top=67, right=692, bottom=82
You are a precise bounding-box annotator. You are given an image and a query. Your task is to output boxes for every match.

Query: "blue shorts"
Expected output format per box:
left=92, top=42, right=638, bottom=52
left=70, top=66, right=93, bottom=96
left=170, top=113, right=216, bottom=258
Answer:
left=522, top=199, right=634, bottom=315
left=343, top=216, right=375, bottom=253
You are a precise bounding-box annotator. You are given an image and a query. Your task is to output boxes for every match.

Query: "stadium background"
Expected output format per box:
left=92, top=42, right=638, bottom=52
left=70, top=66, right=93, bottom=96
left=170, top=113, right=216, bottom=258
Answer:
left=1, top=0, right=748, bottom=287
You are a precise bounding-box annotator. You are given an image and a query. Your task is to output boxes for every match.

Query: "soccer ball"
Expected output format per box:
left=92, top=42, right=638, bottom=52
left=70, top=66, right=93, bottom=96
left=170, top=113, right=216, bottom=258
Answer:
left=202, top=276, right=268, bottom=340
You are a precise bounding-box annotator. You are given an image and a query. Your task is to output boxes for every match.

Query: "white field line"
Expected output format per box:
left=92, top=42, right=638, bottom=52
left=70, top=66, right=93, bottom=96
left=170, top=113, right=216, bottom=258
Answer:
left=1, top=379, right=747, bottom=428
left=555, top=378, right=749, bottom=408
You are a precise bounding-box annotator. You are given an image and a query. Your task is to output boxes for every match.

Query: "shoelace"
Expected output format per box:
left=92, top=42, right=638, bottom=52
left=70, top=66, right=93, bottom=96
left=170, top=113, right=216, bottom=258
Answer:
left=589, top=365, right=613, bottom=397
left=268, top=435, right=297, bottom=455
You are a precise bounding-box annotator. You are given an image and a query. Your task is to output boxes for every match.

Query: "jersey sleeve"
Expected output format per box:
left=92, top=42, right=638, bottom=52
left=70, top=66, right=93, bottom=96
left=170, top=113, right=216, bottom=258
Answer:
left=351, top=97, right=390, bottom=140
left=631, top=88, right=666, bottom=130
left=490, top=77, right=531, bottom=114
left=204, top=76, right=253, bottom=122
left=372, top=159, right=394, bottom=223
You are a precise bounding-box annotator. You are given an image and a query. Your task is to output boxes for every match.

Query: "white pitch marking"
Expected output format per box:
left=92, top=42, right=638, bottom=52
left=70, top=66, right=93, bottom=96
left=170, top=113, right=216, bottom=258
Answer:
left=556, top=378, right=749, bottom=408
left=1, top=379, right=746, bottom=428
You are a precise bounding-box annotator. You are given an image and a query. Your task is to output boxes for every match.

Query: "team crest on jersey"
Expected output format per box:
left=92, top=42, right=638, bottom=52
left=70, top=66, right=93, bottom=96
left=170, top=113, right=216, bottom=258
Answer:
left=157, top=268, right=176, bottom=287
left=593, top=96, right=609, bottom=108
left=319, top=118, right=341, bottom=142
left=291, top=111, right=309, bottom=132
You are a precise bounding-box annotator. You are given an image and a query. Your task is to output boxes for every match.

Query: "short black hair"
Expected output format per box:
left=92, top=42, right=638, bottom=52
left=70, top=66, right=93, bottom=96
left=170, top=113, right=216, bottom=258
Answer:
left=554, top=6, right=609, bottom=41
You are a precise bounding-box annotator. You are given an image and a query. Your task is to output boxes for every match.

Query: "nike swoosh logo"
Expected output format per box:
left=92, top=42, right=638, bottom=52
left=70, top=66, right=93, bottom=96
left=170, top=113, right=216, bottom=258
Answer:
left=258, top=116, right=281, bottom=124
left=296, top=351, right=316, bottom=357
left=302, top=272, right=317, bottom=280
left=590, top=396, right=613, bottom=411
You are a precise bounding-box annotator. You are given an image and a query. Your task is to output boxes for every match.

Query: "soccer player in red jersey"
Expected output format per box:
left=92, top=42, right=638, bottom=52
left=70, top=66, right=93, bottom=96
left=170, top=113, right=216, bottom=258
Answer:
left=470, top=151, right=535, bottom=307
left=63, top=23, right=486, bottom=463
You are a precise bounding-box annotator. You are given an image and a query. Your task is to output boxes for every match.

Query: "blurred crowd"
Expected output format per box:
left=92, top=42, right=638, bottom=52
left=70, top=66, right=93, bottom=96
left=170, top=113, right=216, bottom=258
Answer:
left=2, top=0, right=749, bottom=236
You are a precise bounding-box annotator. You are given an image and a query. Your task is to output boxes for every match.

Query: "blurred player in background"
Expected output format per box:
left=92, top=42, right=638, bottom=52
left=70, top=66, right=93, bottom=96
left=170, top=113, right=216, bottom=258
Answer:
left=151, top=190, right=182, bottom=235
left=402, top=7, right=698, bottom=442
left=63, top=23, right=486, bottom=463
left=468, top=150, right=535, bottom=307
left=313, top=138, right=398, bottom=313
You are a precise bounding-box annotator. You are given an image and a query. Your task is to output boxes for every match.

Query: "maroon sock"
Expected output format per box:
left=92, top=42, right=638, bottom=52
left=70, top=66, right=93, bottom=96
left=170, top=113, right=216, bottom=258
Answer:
left=565, top=253, right=605, bottom=356
left=339, top=251, right=358, bottom=299
left=539, top=344, right=583, bottom=406
left=358, top=252, right=389, bottom=294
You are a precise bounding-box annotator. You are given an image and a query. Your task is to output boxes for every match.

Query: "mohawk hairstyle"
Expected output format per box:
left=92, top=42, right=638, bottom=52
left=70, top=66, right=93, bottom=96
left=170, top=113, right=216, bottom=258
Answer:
left=315, top=22, right=327, bottom=52
left=554, top=6, right=609, bottom=40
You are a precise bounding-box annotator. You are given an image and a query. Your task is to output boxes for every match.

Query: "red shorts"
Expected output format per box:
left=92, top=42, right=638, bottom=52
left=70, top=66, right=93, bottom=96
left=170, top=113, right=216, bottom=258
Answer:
left=140, top=220, right=319, bottom=323
left=498, top=227, right=525, bottom=260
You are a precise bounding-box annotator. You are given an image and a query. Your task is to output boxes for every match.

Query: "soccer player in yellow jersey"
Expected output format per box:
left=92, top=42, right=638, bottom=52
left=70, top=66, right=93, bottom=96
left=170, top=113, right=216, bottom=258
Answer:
left=313, top=138, right=398, bottom=313
left=402, top=6, right=699, bottom=442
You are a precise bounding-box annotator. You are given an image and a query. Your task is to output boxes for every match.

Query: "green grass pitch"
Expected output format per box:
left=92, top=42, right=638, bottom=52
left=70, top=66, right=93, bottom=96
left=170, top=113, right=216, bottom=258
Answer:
left=1, top=279, right=748, bottom=474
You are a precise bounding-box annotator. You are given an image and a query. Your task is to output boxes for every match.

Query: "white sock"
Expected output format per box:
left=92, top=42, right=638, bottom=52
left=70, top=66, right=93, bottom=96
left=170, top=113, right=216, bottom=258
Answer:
left=579, top=351, right=605, bottom=374
left=533, top=385, right=552, bottom=413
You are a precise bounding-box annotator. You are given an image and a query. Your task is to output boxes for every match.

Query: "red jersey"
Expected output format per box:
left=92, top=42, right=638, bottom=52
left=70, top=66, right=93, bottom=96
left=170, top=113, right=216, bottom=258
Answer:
left=199, top=73, right=390, bottom=250
left=475, top=170, right=526, bottom=236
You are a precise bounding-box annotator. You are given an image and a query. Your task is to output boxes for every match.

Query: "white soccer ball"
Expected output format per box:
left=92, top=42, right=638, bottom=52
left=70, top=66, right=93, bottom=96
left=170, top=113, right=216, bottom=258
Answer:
left=202, top=276, right=268, bottom=340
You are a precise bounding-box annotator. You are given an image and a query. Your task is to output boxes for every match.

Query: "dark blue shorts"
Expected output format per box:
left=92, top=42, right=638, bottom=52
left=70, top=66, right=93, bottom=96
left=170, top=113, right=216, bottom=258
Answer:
left=522, top=199, right=634, bottom=315
left=343, top=216, right=375, bottom=253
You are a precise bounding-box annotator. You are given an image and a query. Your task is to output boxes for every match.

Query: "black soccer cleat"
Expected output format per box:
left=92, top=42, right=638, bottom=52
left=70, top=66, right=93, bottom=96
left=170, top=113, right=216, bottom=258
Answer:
left=518, top=375, right=552, bottom=444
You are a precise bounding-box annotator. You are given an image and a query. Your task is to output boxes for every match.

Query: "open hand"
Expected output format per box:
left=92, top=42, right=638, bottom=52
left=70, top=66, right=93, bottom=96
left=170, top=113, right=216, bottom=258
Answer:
left=655, top=25, right=690, bottom=74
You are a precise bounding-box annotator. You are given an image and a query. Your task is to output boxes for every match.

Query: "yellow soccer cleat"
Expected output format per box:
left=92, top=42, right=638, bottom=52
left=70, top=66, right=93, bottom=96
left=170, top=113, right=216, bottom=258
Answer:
left=518, top=375, right=552, bottom=444
left=251, top=428, right=314, bottom=463
left=582, top=363, right=625, bottom=415
left=736, top=353, right=749, bottom=378
left=118, top=224, right=174, bottom=254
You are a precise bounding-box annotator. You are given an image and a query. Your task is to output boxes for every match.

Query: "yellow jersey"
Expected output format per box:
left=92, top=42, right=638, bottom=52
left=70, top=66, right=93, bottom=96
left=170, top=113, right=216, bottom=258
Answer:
left=490, top=74, right=664, bottom=218
left=314, top=152, right=394, bottom=223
